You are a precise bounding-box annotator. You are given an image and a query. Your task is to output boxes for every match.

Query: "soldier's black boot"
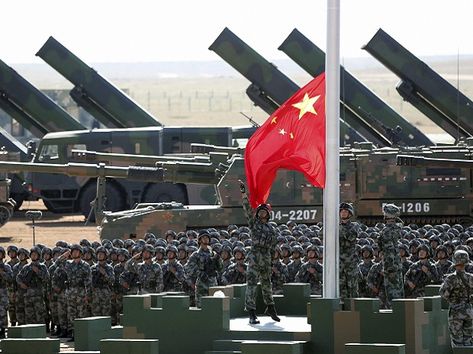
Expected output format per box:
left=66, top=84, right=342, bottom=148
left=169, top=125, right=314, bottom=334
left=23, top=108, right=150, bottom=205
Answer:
left=59, top=328, right=68, bottom=338
left=45, top=321, right=51, bottom=334
left=10, top=321, right=16, bottom=327
left=265, top=304, right=281, bottom=322
left=248, top=310, right=260, bottom=325
left=67, top=330, right=74, bottom=342
left=0, top=328, right=5, bottom=339
left=53, top=325, right=61, bottom=336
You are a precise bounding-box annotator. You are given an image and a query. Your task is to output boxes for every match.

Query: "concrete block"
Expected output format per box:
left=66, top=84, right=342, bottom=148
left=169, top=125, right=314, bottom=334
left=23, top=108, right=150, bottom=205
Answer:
left=100, top=339, right=159, bottom=354
left=452, top=347, right=473, bottom=354
left=7, top=324, right=46, bottom=338
left=0, top=338, right=60, bottom=354
left=345, top=343, right=406, bottom=354
left=241, top=340, right=304, bottom=354
left=74, top=316, right=113, bottom=351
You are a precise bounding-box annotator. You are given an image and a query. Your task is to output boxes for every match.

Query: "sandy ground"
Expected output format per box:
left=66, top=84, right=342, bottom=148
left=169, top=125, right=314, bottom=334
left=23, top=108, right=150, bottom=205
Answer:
left=0, top=201, right=99, bottom=249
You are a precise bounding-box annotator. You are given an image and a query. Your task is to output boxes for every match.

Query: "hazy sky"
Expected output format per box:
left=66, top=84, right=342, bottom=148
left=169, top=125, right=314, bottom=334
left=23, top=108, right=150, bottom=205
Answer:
left=3, top=0, right=473, bottom=64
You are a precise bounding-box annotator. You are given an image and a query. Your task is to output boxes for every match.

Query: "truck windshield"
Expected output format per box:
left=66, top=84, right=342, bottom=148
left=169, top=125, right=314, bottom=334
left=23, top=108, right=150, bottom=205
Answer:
left=37, top=144, right=59, bottom=162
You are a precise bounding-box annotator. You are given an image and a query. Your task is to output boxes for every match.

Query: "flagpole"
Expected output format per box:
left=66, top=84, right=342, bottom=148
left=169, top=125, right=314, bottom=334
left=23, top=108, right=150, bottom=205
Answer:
left=323, top=0, right=340, bottom=298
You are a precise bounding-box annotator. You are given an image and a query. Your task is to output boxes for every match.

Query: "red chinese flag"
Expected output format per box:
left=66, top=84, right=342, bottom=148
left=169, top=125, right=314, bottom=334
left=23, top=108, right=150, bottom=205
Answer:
left=244, top=73, right=326, bottom=208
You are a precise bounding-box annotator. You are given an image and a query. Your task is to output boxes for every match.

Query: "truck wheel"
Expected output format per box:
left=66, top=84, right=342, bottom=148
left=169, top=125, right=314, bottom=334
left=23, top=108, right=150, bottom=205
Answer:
left=0, top=205, right=11, bottom=226
left=79, top=182, right=125, bottom=221
left=142, top=183, right=187, bottom=204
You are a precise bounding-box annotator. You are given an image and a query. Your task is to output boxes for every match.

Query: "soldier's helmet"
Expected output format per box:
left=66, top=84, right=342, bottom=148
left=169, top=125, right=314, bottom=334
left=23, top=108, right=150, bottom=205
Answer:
left=166, top=245, right=178, bottom=256
left=306, top=245, right=319, bottom=257
left=144, top=232, right=156, bottom=241
left=339, top=202, right=354, bottom=216
left=80, top=239, right=91, bottom=247
left=131, top=245, right=142, bottom=255
left=382, top=203, right=401, bottom=218
left=118, top=249, right=130, bottom=260
left=70, top=244, right=83, bottom=254
left=233, top=246, right=246, bottom=258
left=29, top=246, right=41, bottom=257
left=52, top=246, right=63, bottom=256
left=292, top=244, right=304, bottom=256
left=18, top=248, right=30, bottom=258
left=7, top=245, right=18, bottom=254
left=42, top=247, right=52, bottom=257
left=453, top=250, right=470, bottom=266
left=416, top=244, right=432, bottom=258
left=198, top=230, right=210, bottom=242
left=398, top=243, right=410, bottom=256
left=143, top=244, right=155, bottom=255
left=435, top=245, right=448, bottom=258
left=255, top=203, right=271, bottom=217
left=96, top=246, right=108, bottom=257
left=0, top=246, right=5, bottom=256
left=155, top=246, right=166, bottom=255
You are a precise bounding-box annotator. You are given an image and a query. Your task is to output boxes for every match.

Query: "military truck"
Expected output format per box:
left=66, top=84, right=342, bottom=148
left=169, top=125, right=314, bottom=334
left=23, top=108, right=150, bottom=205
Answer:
left=0, top=149, right=20, bottom=226
left=88, top=140, right=473, bottom=239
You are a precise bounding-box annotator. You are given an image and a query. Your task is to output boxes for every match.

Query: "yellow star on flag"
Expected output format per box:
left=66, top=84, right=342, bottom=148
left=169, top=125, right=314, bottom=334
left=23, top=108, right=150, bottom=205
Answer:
left=279, top=128, right=287, bottom=136
left=271, top=116, right=277, bottom=124
left=292, top=93, right=320, bottom=119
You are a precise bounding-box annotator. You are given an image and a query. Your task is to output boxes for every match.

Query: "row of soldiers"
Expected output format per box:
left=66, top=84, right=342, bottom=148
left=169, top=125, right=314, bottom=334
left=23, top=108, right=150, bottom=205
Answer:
left=1, top=208, right=473, bottom=342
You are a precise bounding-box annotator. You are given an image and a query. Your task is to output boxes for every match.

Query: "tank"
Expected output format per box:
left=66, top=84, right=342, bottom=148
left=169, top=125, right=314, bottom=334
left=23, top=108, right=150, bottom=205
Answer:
left=278, top=28, right=434, bottom=147
left=363, top=28, right=473, bottom=140
left=209, top=27, right=367, bottom=146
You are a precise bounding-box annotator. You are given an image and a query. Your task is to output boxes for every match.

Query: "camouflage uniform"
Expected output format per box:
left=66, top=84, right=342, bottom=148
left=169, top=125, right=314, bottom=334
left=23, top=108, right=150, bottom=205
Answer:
left=126, top=257, right=163, bottom=295
left=90, top=252, right=114, bottom=317
left=17, top=252, right=49, bottom=324
left=242, top=195, right=278, bottom=311
left=287, top=258, right=303, bottom=283
left=0, top=254, right=13, bottom=336
left=186, top=244, right=223, bottom=308
left=50, top=258, right=68, bottom=335
left=339, top=217, right=360, bottom=299
left=295, top=260, right=323, bottom=295
left=439, top=251, right=473, bottom=347
left=367, top=261, right=388, bottom=309
left=404, top=259, right=439, bottom=298
left=378, top=216, right=404, bottom=307
left=271, top=256, right=289, bottom=295
left=6, top=252, right=19, bottom=326
left=13, top=256, right=28, bottom=325
left=162, top=247, right=189, bottom=292
left=56, top=251, right=92, bottom=334
left=358, top=258, right=375, bottom=297
left=222, top=261, right=247, bottom=285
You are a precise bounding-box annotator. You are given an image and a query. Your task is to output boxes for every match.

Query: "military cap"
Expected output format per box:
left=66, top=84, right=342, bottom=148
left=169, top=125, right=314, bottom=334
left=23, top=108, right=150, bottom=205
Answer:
left=339, top=202, right=354, bottom=216
left=382, top=203, right=400, bottom=218
left=453, top=250, right=469, bottom=266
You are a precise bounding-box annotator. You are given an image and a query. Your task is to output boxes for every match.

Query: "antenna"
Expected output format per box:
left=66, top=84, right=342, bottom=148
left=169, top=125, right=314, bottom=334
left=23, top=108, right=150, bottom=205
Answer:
left=456, top=48, right=461, bottom=143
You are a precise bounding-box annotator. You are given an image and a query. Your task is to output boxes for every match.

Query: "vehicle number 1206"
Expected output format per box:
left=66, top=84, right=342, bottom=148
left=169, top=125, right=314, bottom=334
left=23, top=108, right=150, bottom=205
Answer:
left=270, top=209, right=317, bottom=221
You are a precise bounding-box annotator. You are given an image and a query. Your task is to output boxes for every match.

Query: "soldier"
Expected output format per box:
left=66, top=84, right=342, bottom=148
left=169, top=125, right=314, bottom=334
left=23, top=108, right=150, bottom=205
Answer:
left=295, top=245, right=323, bottom=295
left=339, top=202, right=360, bottom=300
left=436, top=245, right=453, bottom=282
left=6, top=245, right=19, bottom=327
left=439, top=250, right=473, bottom=347
left=49, top=247, right=68, bottom=337
left=377, top=204, right=404, bottom=308
left=280, top=244, right=292, bottom=266
left=239, top=180, right=280, bottom=324
left=177, top=244, right=189, bottom=267
left=42, top=247, right=53, bottom=333
left=287, top=245, right=304, bottom=283
left=91, top=247, right=114, bottom=317
left=186, top=230, right=223, bottom=308
left=17, top=246, right=49, bottom=325
left=221, top=247, right=247, bottom=285
left=113, top=248, right=129, bottom=325
left=404, top=244, right=439, bottom=298
left=367, top=251, right=388, bottom=309
left=162, top=245, right=189, bottom=292
left=13, top=248, right=29, bottom=325
left=358, top=245, right=375, bottom=297
left=55, top=244, right=92, bottom=340
left=154, top=246, right=166, bottom=266
left=399, top=244, right=413, bottom=276
left=0, top=246, right=13, bottom=339
left=271, top=247, right=289, bottom=295
left=218, top=244, right=233, bottom=285
left=126, top=244, right=163, bottom=294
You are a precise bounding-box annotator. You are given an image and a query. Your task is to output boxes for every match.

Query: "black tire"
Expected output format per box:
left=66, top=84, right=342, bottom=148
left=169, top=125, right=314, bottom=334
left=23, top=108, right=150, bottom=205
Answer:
left=79, top=182, right=126, bottom=222
left=142, top=183, right=187, bottom=204
left=0, top=205, right=11, bottom=226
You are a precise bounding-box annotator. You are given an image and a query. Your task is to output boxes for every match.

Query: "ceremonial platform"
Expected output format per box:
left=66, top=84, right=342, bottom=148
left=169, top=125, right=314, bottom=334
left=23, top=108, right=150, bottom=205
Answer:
left=0, top=284, right=459, bottom=354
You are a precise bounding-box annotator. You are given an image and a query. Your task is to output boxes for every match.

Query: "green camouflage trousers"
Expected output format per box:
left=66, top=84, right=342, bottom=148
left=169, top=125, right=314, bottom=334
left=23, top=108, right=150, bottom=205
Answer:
left=66, top=287, right=88, bottom=332
left=448, top=304, right=473, bottom=347
left=339, top=267, right=359, bottom=299
left=57, top=291, right=68, bottom=330
left=25, top=288, right=46, bottom=324
left=0, top=289, right=8, bottom=329
left=91, top=288, right=112, bottom=317
left=15, top=289, right=26, bottom=325
left=7, top=289, right=16, bottom=324
left=195, top=276, right=218, bottom=308
left=245, top=249, right=274, bottom=311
